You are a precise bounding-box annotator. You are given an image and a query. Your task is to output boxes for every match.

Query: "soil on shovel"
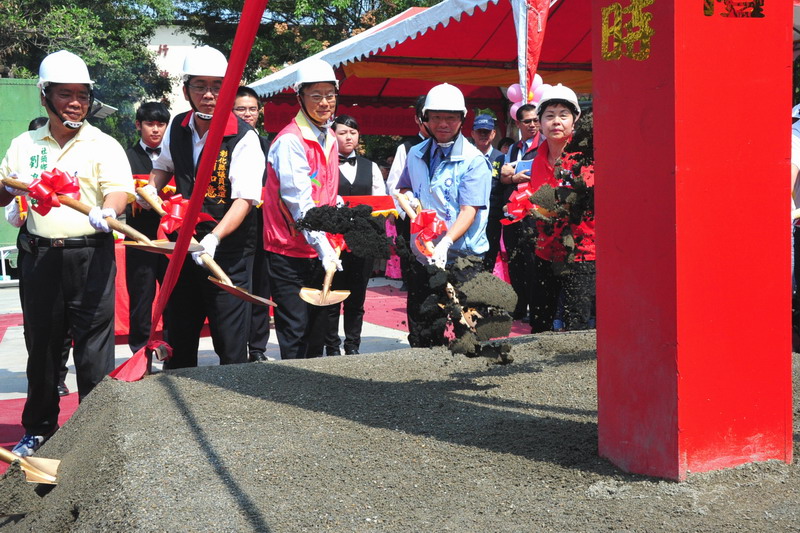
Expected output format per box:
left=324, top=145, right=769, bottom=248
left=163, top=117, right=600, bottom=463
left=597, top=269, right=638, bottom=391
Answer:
left=1, top=332, right=798, bottom=532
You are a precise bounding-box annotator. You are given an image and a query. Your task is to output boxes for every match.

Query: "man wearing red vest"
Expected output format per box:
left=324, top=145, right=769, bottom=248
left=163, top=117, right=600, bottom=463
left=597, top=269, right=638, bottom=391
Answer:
left=263, top=59, right=341, bottom=359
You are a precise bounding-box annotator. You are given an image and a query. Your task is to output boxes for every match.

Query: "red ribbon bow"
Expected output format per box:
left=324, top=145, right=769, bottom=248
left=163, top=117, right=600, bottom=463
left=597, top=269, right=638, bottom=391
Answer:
left=159, top=194, right=215, bottom=234
left=27, top=168, right=81, bottom=216
left=327, top=233, right=350, bottom=252
left=500, top=188, right=534, bottom=225
left=411, top=209, right=446, bottom=256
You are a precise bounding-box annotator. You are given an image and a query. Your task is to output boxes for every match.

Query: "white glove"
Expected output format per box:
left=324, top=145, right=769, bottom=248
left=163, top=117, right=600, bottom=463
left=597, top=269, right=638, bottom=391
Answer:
left=192, top=233, right=219, bottom=266
left=428, top=236, right=453, bottom=269
left=4, top=173, right=28, bottom=197
left=317, top=238, right=343, bottom=272
left=336, top=195, right=345, bottom=208
left=135, top=184, right=158, bottom=209
left=88, top=206, right=117, bottom=233
left=404, top=191, right=420, bottom=211
left=5, top=202, right=23, bottom=228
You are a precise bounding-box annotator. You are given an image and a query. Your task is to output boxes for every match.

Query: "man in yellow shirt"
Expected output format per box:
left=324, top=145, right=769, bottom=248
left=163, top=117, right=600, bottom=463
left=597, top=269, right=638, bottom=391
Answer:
left=0, top=50, right=134, bottom=457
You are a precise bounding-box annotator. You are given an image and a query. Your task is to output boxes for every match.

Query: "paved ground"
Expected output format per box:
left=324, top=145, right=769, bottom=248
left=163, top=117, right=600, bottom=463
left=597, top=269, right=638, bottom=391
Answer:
left=0, top=278, right=410, bottom=401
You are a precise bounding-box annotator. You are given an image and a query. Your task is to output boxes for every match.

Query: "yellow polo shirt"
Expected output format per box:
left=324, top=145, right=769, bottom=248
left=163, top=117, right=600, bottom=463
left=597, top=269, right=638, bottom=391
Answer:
left=0, top=121, right=134, bottom=238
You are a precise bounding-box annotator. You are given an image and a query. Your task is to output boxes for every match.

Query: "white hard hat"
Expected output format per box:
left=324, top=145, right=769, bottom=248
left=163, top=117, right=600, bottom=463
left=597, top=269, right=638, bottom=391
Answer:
left=422, top=83, right=467, bottom=117
left=537, top=83, right=581, bottom=119
left=182, top=46, right=228, bottom=82
left=293, top=59, right=339, bottom=92
left=37, top=50, right=94, bottom=90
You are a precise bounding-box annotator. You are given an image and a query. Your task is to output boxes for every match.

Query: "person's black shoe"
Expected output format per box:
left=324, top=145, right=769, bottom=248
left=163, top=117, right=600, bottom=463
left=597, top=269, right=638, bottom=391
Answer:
left=326, top=347, right=341, bottom=356
left=249, top=352, right=268, bottom=362
left=57, top=381, right=69, bottom=396
left=399, top=282, right=408, bottom=292
left=344, top=348, right=360, bottom=355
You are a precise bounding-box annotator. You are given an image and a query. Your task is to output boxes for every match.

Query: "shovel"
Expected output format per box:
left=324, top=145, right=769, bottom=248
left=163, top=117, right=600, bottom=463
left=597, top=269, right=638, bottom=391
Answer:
left=3, top=177, right=156, bottom=247
left=393, top=192, right=475, bottom=330
left=135, top=186, right=276, bottom=307
left=0, top=447, right=59, bottom=485
left=299, top=246, right=350, bottom=306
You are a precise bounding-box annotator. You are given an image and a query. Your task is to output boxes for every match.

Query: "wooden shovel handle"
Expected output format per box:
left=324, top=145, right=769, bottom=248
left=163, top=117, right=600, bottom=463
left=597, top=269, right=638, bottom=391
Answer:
left=393, top=192, right=419, bottom=221
left=135, top=186, right=232, bottom=285
left=3, top=177, right=153, bottom=245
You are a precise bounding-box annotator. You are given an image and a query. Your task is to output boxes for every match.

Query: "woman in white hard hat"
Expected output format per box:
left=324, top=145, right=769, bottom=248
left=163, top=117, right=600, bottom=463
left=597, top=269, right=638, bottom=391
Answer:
left=0, top=50, right=135, bottom=457
left=144, top=45, right=266, bottom=369
left=526, top=83, right=595, bottom=333
left=262, top=58, right=343, bottom=359
left=396, top=83, right=492, bottom=347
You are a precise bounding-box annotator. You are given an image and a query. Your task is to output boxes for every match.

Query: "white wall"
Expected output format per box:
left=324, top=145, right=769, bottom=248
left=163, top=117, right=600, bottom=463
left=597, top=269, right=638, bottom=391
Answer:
left=147, top=25, right=198, bottom=114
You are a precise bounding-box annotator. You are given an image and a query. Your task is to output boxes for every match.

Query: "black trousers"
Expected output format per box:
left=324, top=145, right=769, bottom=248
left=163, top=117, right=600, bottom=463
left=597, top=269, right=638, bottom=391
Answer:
left=20, top=236, right=116, bottom=435
left=125, top=207, right=166, bottom=353
left=503, top=219, right=536, bottom=316
left=16, top=235, right=71, bottom=385
left=164, top=253, right=253, bottom=369
left=322, top=252, right=373, bottom=354
left=265, top=251, right=321, bottom=359
left=248, top=220, right=271, bottom=357
left=395, top=215, right=413, bottom=285
left=530, top=257, right=596, bottom=333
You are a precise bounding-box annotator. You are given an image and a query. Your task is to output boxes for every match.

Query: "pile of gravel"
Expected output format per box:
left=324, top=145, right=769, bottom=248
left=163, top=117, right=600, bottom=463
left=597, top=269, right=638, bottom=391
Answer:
left=1, top=332, right=798, bottom=532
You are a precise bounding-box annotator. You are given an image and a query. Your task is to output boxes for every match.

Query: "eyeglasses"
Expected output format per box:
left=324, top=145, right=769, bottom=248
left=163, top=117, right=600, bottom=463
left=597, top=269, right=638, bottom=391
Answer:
left=305, top=93, right=337, bottom=103
left=520, top=118, right=539, bottom=125
left=233, top=106, right=259, bottom=114
left=188, top=84, right=222, bottom=95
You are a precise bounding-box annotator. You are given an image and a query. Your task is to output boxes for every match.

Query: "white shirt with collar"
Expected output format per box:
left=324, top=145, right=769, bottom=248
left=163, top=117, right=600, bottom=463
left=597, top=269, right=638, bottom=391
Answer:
left=153, top=113, right=264, bottom=204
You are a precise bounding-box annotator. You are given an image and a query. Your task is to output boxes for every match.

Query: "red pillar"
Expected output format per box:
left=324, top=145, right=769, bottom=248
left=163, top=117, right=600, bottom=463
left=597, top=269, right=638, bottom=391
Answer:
left=592, top=0, right=793, bottom=480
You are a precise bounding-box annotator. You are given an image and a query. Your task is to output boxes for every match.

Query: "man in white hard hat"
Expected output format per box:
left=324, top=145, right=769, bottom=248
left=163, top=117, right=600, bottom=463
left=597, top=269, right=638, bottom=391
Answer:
left=144, top=46, right=265, bottom=368
left=262, top=58, right=341, bottom=359
left=0, top=50, right=134, bottom=457
left=396, top=83, right=492, bottom=347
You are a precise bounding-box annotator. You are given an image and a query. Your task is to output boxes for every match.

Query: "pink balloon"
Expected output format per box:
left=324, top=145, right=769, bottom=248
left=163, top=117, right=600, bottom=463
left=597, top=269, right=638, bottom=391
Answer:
left=506, top=83, right=523, bottom=103
left=509, top=102, right=522, bottom=120
left=530, top=73, right=543, bottom=92
left=532, top=83, right=551, bottom=105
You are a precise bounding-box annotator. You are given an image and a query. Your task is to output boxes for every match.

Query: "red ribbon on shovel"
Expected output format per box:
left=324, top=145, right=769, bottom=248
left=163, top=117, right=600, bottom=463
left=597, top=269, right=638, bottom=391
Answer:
left=159, top=194, right=215, bottom=234
left=27, top=168, right=81, bottom=216
left=411, top=209, right=446, bottom=256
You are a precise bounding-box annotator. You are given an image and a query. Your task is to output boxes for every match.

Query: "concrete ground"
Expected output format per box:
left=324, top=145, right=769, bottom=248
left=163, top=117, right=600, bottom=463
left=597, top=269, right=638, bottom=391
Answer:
left=0, top=277, right=409, bottom=401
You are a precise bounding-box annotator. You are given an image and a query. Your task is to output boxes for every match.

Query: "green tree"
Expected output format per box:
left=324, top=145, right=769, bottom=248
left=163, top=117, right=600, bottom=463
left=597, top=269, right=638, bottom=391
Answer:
left=176, top=0, right=437, bottom=83
left=0, top=0, right=174, bottom=146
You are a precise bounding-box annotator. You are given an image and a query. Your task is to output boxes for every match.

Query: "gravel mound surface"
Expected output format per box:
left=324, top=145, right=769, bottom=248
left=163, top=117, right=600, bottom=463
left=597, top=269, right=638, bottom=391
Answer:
left=1, top=331, right=798, bottom=532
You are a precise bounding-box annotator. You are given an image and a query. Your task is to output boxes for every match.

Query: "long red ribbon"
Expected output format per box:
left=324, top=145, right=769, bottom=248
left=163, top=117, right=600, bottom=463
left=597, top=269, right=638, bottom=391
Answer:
left=27, top=168, right=80, bottom=215
left=110, top=0, right=271, bottom=381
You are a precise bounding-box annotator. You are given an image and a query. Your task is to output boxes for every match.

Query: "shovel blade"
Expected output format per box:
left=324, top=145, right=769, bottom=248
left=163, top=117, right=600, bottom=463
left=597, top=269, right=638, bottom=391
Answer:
left=299, top=287, right=350, bottom=306
left=208, top=277, right=277, bottom=307
left=23, top=457, right=60, bottom=485
left=124, top=239, right=204, bottom=255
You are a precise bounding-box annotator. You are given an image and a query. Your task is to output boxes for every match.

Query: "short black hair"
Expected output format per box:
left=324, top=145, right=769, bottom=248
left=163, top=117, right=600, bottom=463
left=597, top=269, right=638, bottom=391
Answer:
left=136, top=101, right=170, bottom=123
left=537, top=99, right=579, bottom=120
left=414, top=95, right=426, bottom=120
left=28, top=117, right=48, bottom=131
left=236, top=86, right=260, bottom=102
left=332, top=114, right=359, bottom=131
left=515, top=104, right=537, bottom=121
left=497, top=137, right=515, bottom=151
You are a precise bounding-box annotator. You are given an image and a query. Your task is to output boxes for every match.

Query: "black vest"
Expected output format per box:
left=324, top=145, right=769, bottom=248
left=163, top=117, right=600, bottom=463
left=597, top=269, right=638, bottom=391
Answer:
left=338, top=155, right=374, bottom=196
left=169, top=112, right=256, bottom=255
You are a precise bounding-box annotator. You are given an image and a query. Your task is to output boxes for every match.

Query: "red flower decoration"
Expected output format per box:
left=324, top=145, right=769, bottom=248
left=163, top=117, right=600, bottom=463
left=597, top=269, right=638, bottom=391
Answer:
left=411, top=209, right=446, bottom=256
left=159, top=194, right=215, bottom=234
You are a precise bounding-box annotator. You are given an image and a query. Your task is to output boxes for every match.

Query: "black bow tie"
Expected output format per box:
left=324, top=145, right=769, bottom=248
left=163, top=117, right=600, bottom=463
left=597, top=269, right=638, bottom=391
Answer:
left=145, top=146, right=161, bottom=156
left=339, top=155, right=356, bottom=166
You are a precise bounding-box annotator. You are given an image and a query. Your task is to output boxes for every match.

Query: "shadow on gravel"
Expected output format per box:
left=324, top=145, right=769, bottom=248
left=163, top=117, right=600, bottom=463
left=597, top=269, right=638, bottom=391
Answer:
left=173, top=361, right=617, bottom=477
left=161, top=379, right=272, bottom=533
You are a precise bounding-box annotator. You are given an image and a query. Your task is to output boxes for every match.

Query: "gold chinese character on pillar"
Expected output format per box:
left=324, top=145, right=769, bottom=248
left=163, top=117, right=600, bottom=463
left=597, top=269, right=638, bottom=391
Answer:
left=601, top=0, right=655, bottom=61
left=703, top=0, right=764, bottom=18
